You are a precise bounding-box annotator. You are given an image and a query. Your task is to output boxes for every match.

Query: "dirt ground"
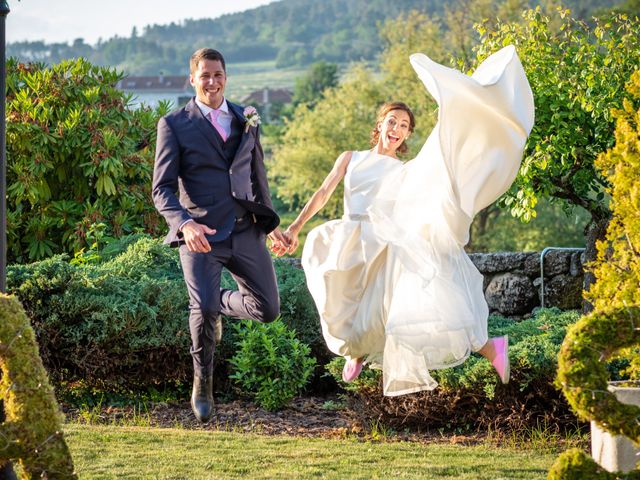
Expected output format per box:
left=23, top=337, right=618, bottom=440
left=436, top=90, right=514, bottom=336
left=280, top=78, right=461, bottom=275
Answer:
left=64, top=394, right=485, bottom=445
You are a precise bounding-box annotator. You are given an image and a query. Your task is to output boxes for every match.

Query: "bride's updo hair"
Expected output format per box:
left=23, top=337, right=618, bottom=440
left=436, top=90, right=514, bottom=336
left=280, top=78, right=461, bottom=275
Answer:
left=369, top=101, right=415, bottom=155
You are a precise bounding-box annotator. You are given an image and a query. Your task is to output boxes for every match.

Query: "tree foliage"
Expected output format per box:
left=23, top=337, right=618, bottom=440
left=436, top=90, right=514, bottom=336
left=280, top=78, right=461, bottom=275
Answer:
left=292, top=61, right=338, bottom=107
left=6, top=58, right=167, bottom=262
left=475, top=8, right=640, bottom=227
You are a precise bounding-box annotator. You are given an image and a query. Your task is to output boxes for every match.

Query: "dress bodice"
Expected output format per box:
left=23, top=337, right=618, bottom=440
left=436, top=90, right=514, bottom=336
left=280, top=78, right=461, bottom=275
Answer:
left=343, top=150, right=402, bottom=219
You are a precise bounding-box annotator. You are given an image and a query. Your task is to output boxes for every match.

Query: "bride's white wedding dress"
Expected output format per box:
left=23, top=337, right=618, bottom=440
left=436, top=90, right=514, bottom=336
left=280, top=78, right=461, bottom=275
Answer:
left=301, top=45, right=535, bottom=396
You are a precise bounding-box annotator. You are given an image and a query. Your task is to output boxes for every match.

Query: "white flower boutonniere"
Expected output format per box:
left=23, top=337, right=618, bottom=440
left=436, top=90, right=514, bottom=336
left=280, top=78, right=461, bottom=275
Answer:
left=243, top=106, right=261, bottom=133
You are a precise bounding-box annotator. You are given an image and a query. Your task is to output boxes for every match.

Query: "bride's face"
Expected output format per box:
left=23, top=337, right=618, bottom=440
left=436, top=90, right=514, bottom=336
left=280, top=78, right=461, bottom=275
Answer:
left=377, top=110, right=411, bottom=152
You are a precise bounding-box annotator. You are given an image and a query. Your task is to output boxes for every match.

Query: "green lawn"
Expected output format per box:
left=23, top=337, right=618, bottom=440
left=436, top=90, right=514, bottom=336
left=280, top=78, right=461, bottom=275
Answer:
left=224, top=60, right=308, bottom=101
left=65, top=423, right=557, bottom=479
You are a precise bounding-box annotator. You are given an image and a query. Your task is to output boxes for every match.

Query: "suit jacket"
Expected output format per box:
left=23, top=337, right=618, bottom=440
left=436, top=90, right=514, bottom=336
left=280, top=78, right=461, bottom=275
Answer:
left=152, top=98, right=279, bottom=246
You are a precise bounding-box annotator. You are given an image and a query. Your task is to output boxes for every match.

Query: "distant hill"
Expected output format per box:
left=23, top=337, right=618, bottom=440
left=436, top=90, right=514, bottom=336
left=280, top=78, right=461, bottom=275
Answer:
left=8, top=0, right=622, bottom=75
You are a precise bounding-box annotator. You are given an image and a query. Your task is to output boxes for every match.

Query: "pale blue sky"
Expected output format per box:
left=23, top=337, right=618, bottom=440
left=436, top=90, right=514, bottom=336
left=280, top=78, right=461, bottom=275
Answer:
left=7, top=0, right=279, bottom=45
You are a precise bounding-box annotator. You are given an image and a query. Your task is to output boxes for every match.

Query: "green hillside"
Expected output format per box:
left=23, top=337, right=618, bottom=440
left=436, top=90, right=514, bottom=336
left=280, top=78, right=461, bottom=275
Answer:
left=8, top=0, right=625, bottom=75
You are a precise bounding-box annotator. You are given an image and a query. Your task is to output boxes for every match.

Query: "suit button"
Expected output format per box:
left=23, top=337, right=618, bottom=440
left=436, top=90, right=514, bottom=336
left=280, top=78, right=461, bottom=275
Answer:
left=229, top=168, right=233, bottom=174
left=232, top=191, right=236, bottom=196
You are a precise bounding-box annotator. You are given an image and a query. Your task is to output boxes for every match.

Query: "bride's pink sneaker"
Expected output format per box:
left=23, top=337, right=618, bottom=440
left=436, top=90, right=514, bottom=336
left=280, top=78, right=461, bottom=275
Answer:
left=491, top=335, right=510, bottom=384
left=342, top=358, right=364, bottom=382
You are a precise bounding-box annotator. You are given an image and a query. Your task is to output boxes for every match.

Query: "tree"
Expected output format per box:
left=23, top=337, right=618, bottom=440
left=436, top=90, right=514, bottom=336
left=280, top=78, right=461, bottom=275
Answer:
left=271, top=66, right=386, bottom=216
left=6, top=58, right=168, bottom=262
left=292, top=61, right=339, bottom=107
left=474, top=8, right=640, bottom=287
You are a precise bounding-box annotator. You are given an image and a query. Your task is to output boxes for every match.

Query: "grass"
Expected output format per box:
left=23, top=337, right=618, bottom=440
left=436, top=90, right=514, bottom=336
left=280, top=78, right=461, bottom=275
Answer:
left=224, top=60, right=308, bottom=101
left=64, top=423, right=559, bottom=479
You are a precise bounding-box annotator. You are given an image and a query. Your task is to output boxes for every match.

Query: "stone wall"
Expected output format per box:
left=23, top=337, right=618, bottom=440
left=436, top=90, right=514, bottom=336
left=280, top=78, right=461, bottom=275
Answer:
left=281, top=249, right=585, bottom=317
left=469, top=250, right=585, bottom=316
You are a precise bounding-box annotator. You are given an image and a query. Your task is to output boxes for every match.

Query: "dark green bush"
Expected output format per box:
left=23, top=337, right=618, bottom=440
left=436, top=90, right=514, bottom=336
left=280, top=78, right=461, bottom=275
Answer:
left=8, top=237, right=191, bottom=391
left=273, top=260, right=330, bottom=364
left=326, top=308, right=580, bottom=432
left=229, top=319, right=317, bottom=411
left=8, top=235, right=326, bottom=396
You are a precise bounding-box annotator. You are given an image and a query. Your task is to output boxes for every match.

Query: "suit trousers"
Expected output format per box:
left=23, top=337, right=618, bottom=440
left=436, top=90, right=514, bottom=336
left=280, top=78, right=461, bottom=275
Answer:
left=178, top=221, right=279, bottom=377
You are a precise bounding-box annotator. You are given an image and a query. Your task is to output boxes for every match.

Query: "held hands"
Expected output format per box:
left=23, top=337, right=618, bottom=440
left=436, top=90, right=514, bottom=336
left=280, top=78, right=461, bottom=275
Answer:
left=267, top=226, right=301, bottom=256
left=182, top=221, right=217, bottom=252
left=283, top=226, right=300, bottom=255
left=267, top=227, right=291, bottom=257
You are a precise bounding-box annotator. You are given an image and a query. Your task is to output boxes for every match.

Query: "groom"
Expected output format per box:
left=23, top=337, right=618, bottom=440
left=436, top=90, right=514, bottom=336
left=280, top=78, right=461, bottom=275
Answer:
left=152, top=48, right=289, bottom=423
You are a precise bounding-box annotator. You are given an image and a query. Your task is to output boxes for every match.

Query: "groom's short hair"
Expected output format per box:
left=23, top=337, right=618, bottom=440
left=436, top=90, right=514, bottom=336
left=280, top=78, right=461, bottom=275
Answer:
left=190, top=48, right=226, bottom=74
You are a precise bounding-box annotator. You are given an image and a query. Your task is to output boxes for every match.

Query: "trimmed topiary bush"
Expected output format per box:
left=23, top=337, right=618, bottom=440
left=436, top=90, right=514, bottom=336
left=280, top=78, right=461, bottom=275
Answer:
left=229, top=319, right=317, bottom=411
left=0, top=294, right=76, bottom=478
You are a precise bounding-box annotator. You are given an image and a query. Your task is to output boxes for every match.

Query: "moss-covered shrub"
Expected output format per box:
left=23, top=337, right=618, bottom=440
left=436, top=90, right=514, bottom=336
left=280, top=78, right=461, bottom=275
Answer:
left=550, top=70, right=640, bottom=478
left=0, top=294, right=76, bottom=478
left=327, top=308, right=579, bottom=431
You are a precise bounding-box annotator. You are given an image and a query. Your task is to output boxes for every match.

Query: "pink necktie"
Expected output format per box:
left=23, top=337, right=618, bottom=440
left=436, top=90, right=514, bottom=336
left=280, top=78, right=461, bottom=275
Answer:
left=209, top=109, right=228, bottom=142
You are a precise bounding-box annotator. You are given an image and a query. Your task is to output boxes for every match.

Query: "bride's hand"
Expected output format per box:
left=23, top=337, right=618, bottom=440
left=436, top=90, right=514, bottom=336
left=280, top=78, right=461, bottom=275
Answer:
left=284, top=227, right=300, bottom=254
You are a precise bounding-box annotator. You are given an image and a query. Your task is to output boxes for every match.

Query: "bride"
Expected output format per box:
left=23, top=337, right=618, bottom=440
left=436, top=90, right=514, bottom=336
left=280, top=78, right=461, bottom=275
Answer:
left=283, top=45, right=534, bottom=396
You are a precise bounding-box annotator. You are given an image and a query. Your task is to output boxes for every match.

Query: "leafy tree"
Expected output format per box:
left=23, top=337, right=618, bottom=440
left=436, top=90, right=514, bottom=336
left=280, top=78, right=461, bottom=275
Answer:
left=292, top=61, right=338, bottom=107
left=474, top=8, right=640, bottom=279
left=271, top=67, right=386, bottom=216
left=469, top=199, right=589, bottom=252
left=6, top=58, right=168, bottom=262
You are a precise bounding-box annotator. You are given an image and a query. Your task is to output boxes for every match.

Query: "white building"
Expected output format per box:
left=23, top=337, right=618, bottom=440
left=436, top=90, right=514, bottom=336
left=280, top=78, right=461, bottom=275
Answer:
left=116, top=75, right=193, bottom=109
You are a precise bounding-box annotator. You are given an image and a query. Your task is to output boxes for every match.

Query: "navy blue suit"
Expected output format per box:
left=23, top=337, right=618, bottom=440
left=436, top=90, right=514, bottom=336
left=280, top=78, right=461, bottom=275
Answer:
left=153, top=98, right=280, bottom=377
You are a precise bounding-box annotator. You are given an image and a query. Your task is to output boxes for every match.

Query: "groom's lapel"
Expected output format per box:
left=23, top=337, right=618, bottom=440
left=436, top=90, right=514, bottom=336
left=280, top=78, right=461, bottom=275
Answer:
left=228, top=102, right=252, bottom=159
left=185, top=99, right=226, bottom=160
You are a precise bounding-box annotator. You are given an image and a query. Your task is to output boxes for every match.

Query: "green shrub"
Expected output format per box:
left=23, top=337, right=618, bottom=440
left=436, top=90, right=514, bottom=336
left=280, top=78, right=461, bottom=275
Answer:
left=229, top=319, right=317, bottom=411
left=7, top=237, right=191, bottom=392
left=273, top=260, right=330, bottom=364
left=6, top=58, right=168, bottom=262
left=8, top=235, right=326, bottom=398
left=327, top=309, right=579, bottom=432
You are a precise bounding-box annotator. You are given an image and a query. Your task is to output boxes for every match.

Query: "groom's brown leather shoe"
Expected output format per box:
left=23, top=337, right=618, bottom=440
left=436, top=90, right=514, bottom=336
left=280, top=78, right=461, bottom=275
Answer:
left=191, top=374, right=214, bottom=423
left=215, top=315, right=223, bottom=345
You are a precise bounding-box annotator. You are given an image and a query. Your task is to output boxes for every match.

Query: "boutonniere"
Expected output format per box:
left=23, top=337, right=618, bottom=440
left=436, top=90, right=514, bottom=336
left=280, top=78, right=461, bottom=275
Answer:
left=243, top=106, right=261, bottom=133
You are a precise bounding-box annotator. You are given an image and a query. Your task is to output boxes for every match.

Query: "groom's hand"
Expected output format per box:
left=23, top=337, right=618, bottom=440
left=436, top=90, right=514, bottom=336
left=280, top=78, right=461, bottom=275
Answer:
left=182, top=221, right=217, bottom=253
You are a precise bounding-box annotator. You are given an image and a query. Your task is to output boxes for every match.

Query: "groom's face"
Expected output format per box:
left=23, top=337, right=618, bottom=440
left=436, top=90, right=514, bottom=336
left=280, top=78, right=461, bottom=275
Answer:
left=190, top=59, right=227, bottom=109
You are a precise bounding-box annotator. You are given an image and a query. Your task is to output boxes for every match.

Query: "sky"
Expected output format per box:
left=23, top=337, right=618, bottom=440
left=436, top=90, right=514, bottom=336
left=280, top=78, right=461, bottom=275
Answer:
left=7, top=0, right=280, bottom=45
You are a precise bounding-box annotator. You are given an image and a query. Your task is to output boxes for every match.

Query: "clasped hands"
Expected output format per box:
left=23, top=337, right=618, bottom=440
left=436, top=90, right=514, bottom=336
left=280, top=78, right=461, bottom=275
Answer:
left=181, top=220, right=300, bottom=256
left=268, top=226, right=300, bottom=256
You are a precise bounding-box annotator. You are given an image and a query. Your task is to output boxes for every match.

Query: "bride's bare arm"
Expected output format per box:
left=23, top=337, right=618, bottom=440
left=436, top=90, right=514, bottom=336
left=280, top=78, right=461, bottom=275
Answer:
left=285, top=151, right=353, bottom=252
